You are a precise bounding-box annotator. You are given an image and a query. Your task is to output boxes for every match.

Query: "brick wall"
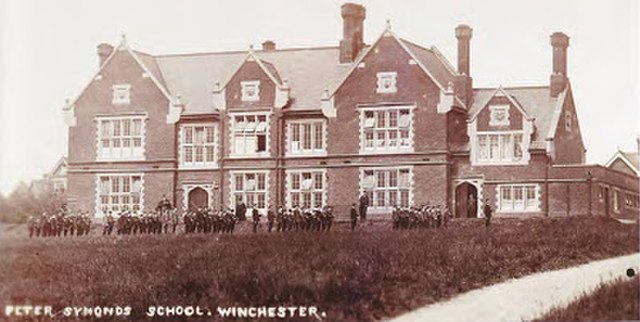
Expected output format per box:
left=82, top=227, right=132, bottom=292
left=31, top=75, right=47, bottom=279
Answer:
left=552, top=89, right=585, bottom=164
left=331, top=35, right=447, bottom=154
left=476, top=96, right=524, bottom=132
left=69, top=49, right=174, bottom=164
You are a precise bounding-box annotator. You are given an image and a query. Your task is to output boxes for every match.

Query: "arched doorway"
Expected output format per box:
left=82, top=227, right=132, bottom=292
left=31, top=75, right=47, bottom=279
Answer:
left=188, top=187, right=209, bottom=211
left=455, top=182, right=478, bottom=218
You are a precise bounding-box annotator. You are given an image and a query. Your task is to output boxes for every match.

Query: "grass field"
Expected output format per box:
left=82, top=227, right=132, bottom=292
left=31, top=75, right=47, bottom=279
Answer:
left=537, top=275, right=639, bottom=321
left=0, top=216, right=637, bottom=321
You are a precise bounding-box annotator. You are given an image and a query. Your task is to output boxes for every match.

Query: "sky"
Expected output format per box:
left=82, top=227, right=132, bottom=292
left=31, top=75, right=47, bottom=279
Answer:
left=0, top=0, right=638, bottom=195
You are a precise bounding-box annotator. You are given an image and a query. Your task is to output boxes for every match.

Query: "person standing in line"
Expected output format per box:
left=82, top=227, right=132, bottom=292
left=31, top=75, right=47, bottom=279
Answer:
left=483, top=199, right=493, bottom=227
left=350, top=204, right=359, bottom=231
left=358, top=192, right=369, bottom=221
left=252, top=205, right=261, bottom=233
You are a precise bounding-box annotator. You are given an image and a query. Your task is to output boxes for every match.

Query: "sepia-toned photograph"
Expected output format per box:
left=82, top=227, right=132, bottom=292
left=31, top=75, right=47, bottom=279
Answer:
left=0, top=0, right=638, bottom=321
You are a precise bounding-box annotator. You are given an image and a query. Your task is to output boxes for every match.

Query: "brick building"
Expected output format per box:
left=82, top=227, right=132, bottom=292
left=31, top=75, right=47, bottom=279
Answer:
left=30, top=156, right=68, bottom=197
left=63, top=3, right=639, bottom=219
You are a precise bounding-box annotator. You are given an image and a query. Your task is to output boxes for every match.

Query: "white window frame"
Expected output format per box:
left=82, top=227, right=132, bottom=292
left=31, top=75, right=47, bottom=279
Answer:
left=96, top=115, right=146, bottom=161
left=360, top=166, right=413, bottom=212
left=286, top=120, right=326, bottom=156
left=229, top=112, right=270, bottom=157
left=359, top=105, right=414, bottom=154
left=95, top=174, right=144, bottom=216
left=286, top=169, right=327, bottom=208
left=496, top=184, right=540, bottom=213
left=112, top=84, right=131, bottom=105
left=489, top=104, right=510, bottom=126
left=475, top=131, right=525, bottom=165
left=230, top=170, right=269, bottom=214
left=179, top=123, right=218, bottom=168
left=376, top=72, right=398, bottom=94
left=241, top=80, right=260, bottom=102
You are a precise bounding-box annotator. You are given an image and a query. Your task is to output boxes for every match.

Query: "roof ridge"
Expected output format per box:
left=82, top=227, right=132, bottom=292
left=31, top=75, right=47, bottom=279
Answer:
left=474, top=85, right=550, bottom=90
left=154, top=45, right=341, bottom=58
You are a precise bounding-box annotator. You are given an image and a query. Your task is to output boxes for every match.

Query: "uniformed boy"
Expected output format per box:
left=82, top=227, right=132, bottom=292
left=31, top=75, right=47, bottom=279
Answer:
left=350, top=203, right=358, bottom=231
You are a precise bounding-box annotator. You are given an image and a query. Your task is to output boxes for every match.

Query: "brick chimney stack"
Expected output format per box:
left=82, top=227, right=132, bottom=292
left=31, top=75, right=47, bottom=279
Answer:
left=339, top=3, right=366, bottom=64
left=454, top=24, right=473, bottom=107
left=262, top=40, right=276, bottom=51
left=97, top=43, right=114, bottom=67
left=550, top=32, right=569, bottom=97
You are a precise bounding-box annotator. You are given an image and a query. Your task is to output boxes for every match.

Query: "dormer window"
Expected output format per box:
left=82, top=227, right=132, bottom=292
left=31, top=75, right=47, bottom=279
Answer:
left=489, top=105, right=510, bottom=126
left=241, top=80, right=260, bottom=102
left=376, top=72, right=397, bottom=94
left=112, top=84, right=131, bottom=105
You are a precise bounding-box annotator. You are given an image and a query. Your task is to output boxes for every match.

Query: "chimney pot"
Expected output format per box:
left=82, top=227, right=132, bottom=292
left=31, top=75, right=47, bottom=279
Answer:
left=262, top=40, right=276, bottom=51
left=550, top=32, right=569, bottom=48
left=97, top=43, right=114, bottom=67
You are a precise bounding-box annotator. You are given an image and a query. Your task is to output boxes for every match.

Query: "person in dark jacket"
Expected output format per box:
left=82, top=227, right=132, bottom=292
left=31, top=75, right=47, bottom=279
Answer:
left=358, top=193, right=369, bottom=221
left=251, top=205, right=260, bottom=233
left=266, top=206, right=275, bottom=232
left=350, top=204, right=358, bottom=231
left=483, top=199, right=492, bottom=227
left=236, top=201, right=247, bottom=221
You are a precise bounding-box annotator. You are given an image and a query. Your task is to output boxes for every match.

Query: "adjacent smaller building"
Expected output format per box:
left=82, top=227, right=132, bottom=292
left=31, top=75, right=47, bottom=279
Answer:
left=30, top=157, right=68, bottom=196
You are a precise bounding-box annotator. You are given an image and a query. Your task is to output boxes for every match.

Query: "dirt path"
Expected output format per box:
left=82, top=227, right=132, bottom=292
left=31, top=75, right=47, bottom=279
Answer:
left=388, top=253, right=640, bottom=322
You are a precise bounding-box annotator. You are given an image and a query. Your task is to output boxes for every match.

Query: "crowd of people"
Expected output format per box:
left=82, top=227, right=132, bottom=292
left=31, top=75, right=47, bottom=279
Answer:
left=390, top=205, right=452, bottom=230
left=26, top=211, right=92, bottom=238
left=26, top=194, right=493, bottom=237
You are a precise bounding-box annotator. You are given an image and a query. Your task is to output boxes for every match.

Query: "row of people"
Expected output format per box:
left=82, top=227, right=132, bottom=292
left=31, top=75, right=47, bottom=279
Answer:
left=183, top=208, right=238, bottom=234
left=254, top=205, right=335, bottom=233
left=27, top=212, right=92, bottom=237
left=391, top=204, right=452, bottom=230
left=102, top=209, right=181, bottom=235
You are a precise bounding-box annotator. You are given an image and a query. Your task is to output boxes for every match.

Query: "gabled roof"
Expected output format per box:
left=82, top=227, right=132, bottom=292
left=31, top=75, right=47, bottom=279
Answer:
left=49, top=156, right=68, bottom=178
left=155, top=46, right=351, bottom=114
left=606, top=150, right=640, bottom=175
left=469, top=86, right=559, bottom=149
left=64, top=36, right=171, bottom=112
left=327, top=26, right=457, bottom=99
left=469, top=86, right=532, bottom=121
left=400, top=39, right=456, bottom=88
left=138, top=26, right=456, bottom=115
left=222, top=50, right=284, bottom=88
left=546, top=83, right=570, bottom=140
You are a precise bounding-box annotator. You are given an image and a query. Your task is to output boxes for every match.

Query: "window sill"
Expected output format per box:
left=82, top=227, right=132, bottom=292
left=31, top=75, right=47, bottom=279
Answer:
left=96, top=157, right=146, bottom=162
left=496, top=209, right=540, bottom=214
left=472, top=160, right=528, bottom=166
left=179, top=164, right=219, bottom=170
left=285, top=151, right=327, bottom=157
left=359, top=148, right=414, bottom=155
left=228, top=154, right=270, bottom=159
